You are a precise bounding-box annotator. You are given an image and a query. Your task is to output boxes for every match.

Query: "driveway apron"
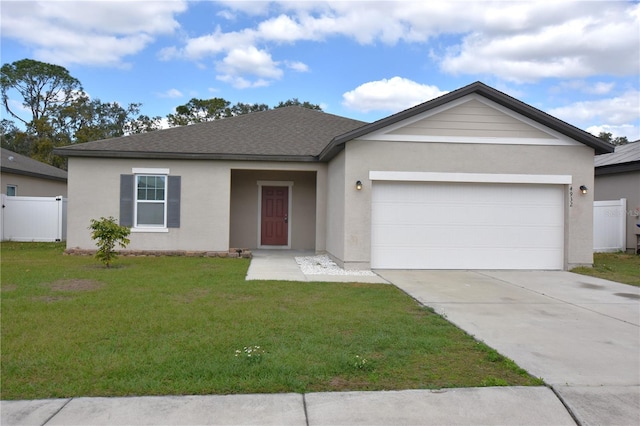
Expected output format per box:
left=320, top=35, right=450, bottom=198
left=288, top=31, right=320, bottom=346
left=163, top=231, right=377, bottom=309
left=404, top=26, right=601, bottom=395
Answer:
left=378, top=270, right=640, bottom=426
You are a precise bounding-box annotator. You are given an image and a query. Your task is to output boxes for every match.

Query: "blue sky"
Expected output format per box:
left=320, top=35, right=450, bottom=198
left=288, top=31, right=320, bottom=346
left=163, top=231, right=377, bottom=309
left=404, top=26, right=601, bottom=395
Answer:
left=2, top=0, right=639, bottom=139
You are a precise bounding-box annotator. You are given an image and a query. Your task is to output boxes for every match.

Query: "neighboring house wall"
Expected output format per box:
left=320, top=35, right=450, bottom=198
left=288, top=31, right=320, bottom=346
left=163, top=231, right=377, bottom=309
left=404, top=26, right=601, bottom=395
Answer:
left=1, top=172, right=67, bottom=197
left=334, top=140, right=595, bottom=270
left=594, top=171, right=640, bottom=251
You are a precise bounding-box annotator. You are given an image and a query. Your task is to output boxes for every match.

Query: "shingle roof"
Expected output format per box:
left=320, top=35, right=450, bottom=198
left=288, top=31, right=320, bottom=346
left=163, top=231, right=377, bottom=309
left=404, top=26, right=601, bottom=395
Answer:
left=594, top=141, right=640, bottom=167
left=320, top=81, right=614, bottom=160
left=54, top=82, right=615, bottom=163
left=594, top=140, right=640, bottom=175
left=54, top=106, right=367, bottom=161
left=1, top=148, right=68, bottom=181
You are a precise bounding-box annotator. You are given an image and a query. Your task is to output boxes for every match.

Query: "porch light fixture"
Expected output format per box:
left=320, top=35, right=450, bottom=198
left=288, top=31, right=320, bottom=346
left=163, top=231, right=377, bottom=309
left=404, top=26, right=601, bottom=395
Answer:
left=579, top=185, right=588, bottom=194
left=356, top=180, right=363, bottom=190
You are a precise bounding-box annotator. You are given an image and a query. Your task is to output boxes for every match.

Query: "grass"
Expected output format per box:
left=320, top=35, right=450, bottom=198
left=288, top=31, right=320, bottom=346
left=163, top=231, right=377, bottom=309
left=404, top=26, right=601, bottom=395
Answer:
left=1, top=242, right=542, bottom=400
left=572, top=252, right=640, bottom=287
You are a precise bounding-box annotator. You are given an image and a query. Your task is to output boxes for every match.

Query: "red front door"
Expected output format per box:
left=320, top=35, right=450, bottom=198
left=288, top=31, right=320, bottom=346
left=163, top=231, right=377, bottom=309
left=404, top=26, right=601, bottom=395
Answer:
left=261, top=186, right=288, bottom=246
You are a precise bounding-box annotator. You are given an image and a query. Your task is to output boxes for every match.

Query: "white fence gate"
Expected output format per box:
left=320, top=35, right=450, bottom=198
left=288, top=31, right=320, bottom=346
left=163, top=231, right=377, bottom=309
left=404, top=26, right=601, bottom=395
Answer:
left=593, top=198, right=626, bottom=252
left=1, top=195, right=67, bottom=242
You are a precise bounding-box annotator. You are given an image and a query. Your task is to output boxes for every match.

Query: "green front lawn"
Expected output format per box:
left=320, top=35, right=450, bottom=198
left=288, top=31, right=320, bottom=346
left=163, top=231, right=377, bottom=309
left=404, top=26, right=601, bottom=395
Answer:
left=1, top=242, right=542, bottom=400
left=572, top=252, right=640, bottom=287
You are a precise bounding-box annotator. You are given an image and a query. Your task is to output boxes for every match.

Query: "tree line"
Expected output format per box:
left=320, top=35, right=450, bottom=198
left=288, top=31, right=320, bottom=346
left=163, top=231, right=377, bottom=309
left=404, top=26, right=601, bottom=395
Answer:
left=1, top=59, right=321, bottom=169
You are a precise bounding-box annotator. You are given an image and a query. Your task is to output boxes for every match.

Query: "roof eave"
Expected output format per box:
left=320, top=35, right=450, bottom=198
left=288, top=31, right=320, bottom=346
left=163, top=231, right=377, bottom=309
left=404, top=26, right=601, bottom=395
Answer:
left=595, top=161, right=640, bottom=176
left=1, top=167, right=67, bottom=182
left=53, top=148, right=319, bottom=163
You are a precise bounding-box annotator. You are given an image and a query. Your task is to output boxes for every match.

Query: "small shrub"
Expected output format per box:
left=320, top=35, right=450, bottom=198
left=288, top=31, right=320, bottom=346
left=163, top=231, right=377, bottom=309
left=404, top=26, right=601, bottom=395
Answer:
left=88, top=216, right=131, bottom=268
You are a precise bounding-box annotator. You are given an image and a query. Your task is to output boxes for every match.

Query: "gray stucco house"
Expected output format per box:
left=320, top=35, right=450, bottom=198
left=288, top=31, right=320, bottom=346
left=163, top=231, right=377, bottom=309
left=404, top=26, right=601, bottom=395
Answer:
left=594, top=141, right=640, bottom=252
left=1, top=148, right=68, bottom=197
left=55, top=82, right=613, bottom=270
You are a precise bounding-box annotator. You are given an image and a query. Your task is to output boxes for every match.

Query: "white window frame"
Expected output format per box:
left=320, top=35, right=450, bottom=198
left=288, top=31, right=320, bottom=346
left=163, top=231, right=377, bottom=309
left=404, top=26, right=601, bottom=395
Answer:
left=134, top=173, right=168, bottom=230
left=6, top=185, right=17, bottom=196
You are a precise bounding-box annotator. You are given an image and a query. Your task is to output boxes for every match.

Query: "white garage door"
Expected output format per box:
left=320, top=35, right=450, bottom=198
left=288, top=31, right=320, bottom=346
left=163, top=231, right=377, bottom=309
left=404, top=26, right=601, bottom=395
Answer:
left=371, top=181, right=564, bottom=269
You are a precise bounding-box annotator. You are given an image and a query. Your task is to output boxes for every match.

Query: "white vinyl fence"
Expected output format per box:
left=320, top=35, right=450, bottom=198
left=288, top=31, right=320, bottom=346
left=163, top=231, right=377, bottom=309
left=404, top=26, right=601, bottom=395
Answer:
left=593, top=198, right=626, bottom=252
left=1, top=195, right=67, bottom=242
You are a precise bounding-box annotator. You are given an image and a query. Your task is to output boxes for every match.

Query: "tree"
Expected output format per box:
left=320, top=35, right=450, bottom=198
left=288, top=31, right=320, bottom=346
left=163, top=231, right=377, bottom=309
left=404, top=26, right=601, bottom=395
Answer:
left=229, top=102, right=269, bottom=116
left=597, top=131, right=629, bottom=146
left=274, top=98, right=321, bottom=110
left=55, top=95, right=144, bottom=143
left=125, top=114, right=163, bottom=134
left=166, top=97, right=231, bottom=126
left=1, top=59, right=156, bottom=168
left=166, top=97, right=322, bottom=127
left=0, top=119, right=33, bottom=156
left=89, top=216, right=131, bottom=268
left=1, top=59, right=83, bottom=135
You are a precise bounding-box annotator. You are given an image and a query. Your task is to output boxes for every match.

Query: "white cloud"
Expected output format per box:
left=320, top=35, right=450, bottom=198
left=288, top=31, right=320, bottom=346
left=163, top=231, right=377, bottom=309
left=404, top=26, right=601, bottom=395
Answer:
left=342, top=77, right=448, bottom=113
left=157, top=1, right=639, bottom=89
left=551, top=80, right=616, bottom=96
left=157, top=88, right=183, bottom=99
left=439, top=2, right=639, bottom=82
left=549, top=90, right=640, bottom=141
left=285, top=60, right=309, bottom=72
left=215, top=46, right=283, bottom=88
left=586, top=124, right=640, bottom=141
left=1, top=0, right=187, bottom=67
left=548, top=90, right=640, bottom=126
left=6, top=1, right=637, bottom=91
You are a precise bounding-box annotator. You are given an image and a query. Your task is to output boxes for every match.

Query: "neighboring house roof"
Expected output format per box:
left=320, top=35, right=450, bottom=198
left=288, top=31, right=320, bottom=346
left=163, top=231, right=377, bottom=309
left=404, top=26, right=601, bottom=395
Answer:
left=54, top=106, right=367, bottom=162
left=54, top=81, right=614, bottom=162
left=1, top=148, right=68, bottom=182
left=594, top=140, right=640, bottom=175
left=320, top=81, right=614, bottom=160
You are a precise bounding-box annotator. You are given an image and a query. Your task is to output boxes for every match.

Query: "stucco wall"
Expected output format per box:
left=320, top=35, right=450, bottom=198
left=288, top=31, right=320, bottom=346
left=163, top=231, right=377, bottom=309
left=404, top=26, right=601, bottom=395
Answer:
left=229, top=169, right=317, bottom=250
left=67, top=158, right=326, bottom=252
left=337, top=140, right=595, bottom=269
left=594, top=171, right=640, bottom=251
left=1, top=172, right=67, bottom=197
left=325, top=150, right=346, bottom=261
left=67, top=157, right=231, bottom=251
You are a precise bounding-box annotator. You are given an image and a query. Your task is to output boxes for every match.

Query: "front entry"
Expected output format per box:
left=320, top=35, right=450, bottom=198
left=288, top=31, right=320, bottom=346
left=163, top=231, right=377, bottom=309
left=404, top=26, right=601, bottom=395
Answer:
left=261, top=186, right=289, bottom=246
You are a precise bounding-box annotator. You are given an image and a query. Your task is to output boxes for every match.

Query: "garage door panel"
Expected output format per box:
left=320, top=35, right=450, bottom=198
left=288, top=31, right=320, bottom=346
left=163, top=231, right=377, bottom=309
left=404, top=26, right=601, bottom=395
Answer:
left=375, top=204, right=563, bottom=227
left=373, top=225, right=562, bottom=248
left=372, top=247, right=564, bottom=269
left=371, top=181, right=564, bottom=270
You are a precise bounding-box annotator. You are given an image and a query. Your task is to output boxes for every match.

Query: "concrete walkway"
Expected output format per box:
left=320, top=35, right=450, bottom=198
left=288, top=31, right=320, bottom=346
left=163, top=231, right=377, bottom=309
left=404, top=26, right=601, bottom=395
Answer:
left=246, top=250, right=389, bottom=283
left=378, top=269, right=640, bottom=426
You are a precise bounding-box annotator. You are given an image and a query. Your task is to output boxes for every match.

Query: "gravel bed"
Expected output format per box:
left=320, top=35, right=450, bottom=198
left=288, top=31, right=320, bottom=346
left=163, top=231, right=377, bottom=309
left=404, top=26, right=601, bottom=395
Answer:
left=295, top=254, right=376, bottom=276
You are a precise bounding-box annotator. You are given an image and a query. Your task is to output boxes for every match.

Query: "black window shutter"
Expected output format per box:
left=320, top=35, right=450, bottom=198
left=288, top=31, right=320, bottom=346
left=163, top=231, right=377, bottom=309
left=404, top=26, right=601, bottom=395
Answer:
left=120, top=174, right=134, bottom=227
left=167, top=176, right=181, bottom=228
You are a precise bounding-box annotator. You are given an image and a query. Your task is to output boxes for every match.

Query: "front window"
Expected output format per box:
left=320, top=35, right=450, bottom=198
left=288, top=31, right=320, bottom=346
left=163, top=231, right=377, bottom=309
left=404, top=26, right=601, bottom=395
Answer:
left=135, top=175, right=166, bottom=227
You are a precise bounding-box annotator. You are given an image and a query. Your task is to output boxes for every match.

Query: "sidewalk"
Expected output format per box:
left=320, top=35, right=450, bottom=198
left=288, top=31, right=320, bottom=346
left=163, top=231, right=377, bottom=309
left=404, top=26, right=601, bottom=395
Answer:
left=1, top=387, right=575, bottom=426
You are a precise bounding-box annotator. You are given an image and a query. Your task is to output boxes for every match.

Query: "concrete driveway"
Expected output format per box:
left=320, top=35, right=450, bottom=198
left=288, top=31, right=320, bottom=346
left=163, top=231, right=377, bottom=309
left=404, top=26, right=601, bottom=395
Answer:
left=377, top=270, right=640, bottom=426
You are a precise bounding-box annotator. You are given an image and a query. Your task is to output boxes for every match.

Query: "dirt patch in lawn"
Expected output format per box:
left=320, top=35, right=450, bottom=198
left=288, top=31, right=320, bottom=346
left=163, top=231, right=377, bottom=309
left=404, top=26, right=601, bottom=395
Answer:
left=2, top=284, right=17, bottom=292
left=47, top=279, right=104, bottom=292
